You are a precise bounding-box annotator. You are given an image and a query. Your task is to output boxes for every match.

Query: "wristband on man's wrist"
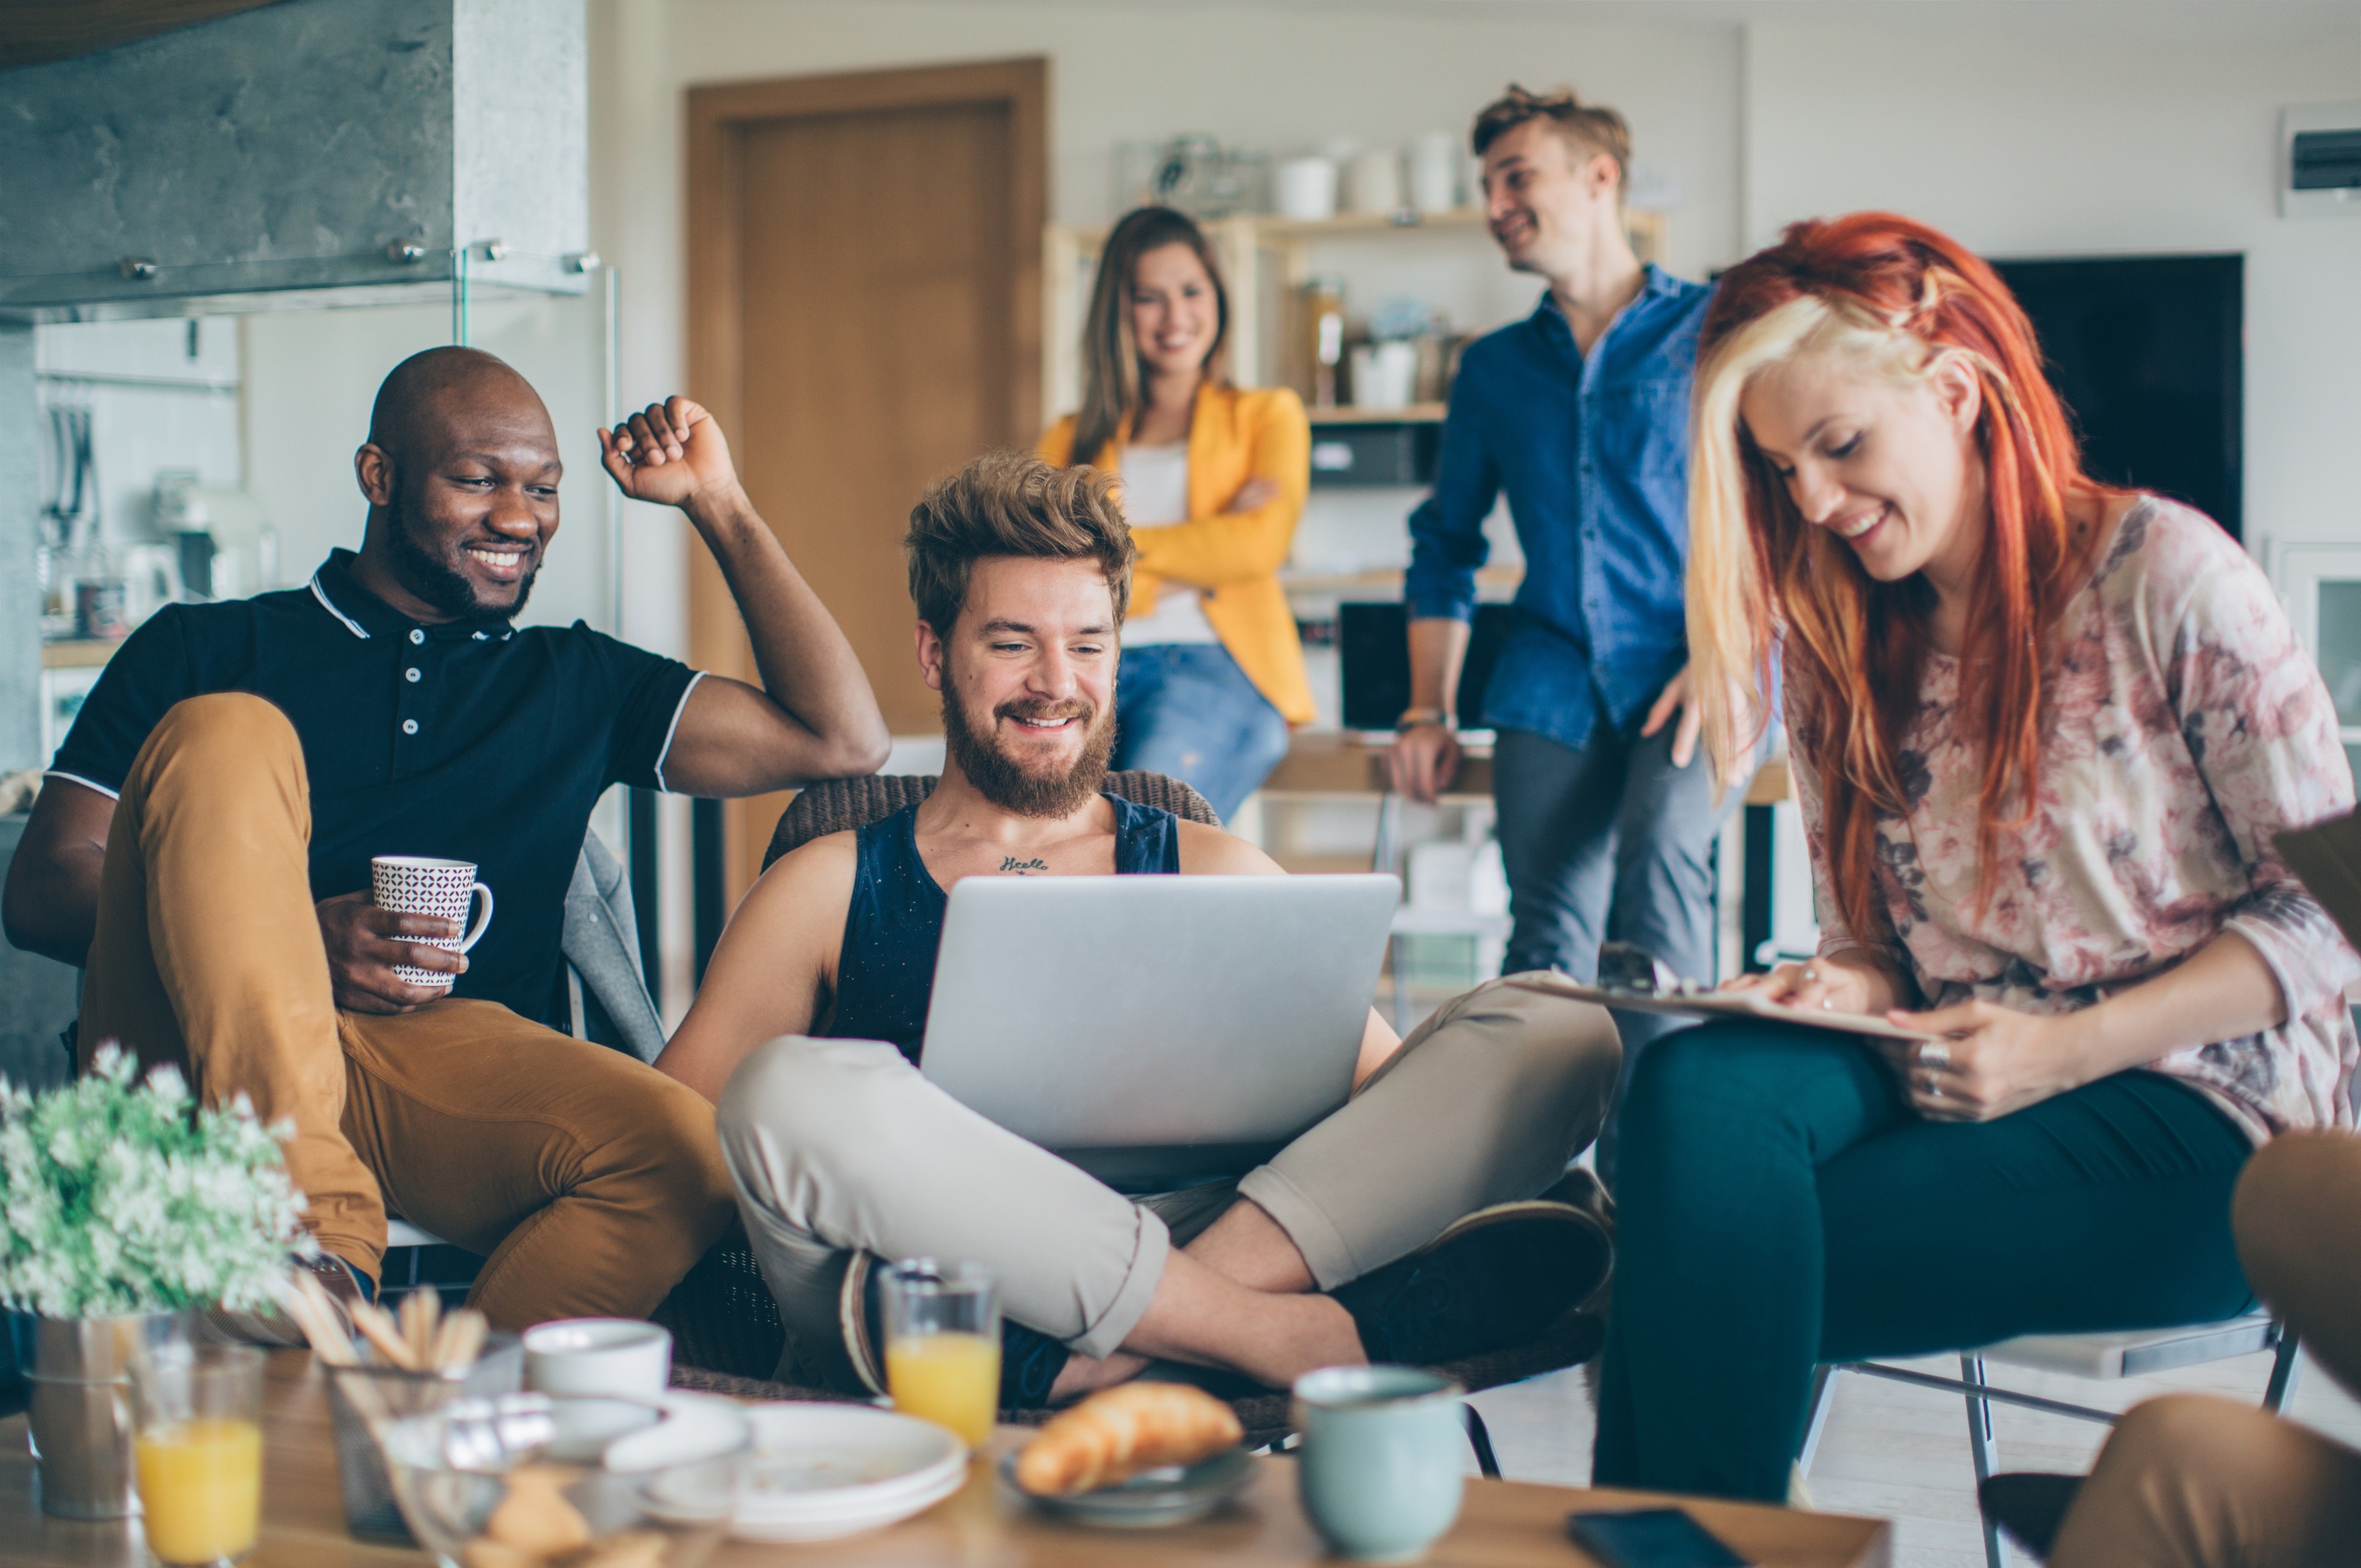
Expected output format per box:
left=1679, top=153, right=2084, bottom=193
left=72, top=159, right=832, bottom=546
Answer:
left=1396, top=707, right=1454, bottom=732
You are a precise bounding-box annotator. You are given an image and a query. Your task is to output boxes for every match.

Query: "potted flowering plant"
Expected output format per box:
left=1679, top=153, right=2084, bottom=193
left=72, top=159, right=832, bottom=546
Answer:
left=0, top=1047, right=310, bottom=1518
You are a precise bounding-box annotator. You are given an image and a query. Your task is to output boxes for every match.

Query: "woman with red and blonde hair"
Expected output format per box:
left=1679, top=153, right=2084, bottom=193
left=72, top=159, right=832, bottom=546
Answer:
left=1593, top=213, right=2357, bottom=1501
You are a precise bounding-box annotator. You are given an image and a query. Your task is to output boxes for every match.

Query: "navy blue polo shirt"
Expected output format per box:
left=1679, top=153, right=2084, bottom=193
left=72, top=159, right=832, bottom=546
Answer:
left=49, top=550, right=702, bottom=1022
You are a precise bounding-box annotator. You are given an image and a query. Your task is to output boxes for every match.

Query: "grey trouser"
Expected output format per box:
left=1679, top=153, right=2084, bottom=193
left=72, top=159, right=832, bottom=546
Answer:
left=716, top=979, right=1619, bottom=1386
left=1492, top=722, right=1741, bottom=1185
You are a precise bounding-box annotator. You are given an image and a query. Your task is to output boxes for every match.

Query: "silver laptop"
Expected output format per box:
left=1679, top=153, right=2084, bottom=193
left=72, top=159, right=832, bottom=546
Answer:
left=920, top=874, right=1401, bottom=1189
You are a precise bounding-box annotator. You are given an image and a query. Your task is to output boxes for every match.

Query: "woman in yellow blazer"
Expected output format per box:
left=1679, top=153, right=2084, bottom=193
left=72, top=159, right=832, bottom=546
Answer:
left=1039, top=206, right=1312, bottom=819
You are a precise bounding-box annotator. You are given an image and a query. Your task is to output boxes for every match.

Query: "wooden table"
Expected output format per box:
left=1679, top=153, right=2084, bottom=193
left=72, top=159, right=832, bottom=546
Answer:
left=0, top=1352, right=1890, bottom=1567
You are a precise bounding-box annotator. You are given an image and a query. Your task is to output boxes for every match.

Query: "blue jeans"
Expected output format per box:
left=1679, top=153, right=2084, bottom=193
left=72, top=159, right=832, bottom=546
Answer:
left=1113, top=644, right=1291, bottom=822
left=1593, top=1022, right=2253, bottom=1500
left=1491, top=721, right=1741, bottom=1185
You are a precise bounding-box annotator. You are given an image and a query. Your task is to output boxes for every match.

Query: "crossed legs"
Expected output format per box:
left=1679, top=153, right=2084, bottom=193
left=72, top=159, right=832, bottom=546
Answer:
left=718, top=979, right=1619, bottom=1392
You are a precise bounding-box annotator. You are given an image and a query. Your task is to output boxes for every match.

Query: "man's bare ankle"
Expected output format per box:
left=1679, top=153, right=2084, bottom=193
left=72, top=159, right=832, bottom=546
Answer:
left=1048, top=1349, right=1148, bottom=1403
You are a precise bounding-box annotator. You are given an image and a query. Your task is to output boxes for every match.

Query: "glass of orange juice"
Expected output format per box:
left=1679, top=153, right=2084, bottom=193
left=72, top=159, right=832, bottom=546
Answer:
left=880, top=1259, right=1001, bottom=1452
left=129, top=1344, right=265, bottom=1566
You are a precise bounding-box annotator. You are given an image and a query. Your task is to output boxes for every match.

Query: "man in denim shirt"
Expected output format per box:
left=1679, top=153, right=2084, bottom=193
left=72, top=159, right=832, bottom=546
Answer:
left=1386, top=87, right=1729, bottom=1181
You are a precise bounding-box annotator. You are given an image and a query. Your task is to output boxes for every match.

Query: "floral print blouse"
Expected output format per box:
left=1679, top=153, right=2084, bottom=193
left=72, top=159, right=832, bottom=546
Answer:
left=1792, top=496, right=2359, bottom=1141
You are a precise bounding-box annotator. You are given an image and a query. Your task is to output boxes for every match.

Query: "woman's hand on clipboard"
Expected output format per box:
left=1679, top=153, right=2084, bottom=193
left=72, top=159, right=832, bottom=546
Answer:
left=1720, top=949, right=1900, bottom=1017
left=1729, top=954, right=2084, bottom=1123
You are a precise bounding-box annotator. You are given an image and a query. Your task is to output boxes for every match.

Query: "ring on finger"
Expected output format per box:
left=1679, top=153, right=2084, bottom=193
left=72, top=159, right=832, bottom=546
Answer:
left=1918, top=1041, right=1951, bottom=1069
left=1923, top=1075, right=1944, bottom=1099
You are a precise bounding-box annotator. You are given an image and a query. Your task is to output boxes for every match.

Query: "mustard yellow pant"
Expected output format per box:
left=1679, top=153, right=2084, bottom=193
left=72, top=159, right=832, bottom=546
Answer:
left=79, top=693, right=734, bottom=1330
left=2048, top=1131, right=2361, bottom=1567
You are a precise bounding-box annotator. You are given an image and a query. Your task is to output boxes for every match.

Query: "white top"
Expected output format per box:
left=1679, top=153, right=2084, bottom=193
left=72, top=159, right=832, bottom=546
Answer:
left=1118, top=443, right=1218, bottom=645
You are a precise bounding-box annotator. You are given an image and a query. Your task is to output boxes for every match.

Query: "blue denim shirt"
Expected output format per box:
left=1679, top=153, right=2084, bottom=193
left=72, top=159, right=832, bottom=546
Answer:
left=1405, top=266, right=1714, bottom=752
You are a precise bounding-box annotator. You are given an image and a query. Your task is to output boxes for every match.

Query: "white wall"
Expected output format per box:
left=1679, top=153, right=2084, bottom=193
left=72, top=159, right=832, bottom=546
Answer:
left=1743, top=6, right=2361, bottom=561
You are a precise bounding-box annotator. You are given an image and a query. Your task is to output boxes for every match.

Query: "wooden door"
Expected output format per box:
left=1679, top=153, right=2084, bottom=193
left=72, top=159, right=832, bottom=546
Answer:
left=688, top=60, right=1045, bottom=905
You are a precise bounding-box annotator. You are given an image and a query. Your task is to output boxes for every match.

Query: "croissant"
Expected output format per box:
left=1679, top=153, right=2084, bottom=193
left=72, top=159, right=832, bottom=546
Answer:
left=1013, top=1381, right=1244, bottom=1497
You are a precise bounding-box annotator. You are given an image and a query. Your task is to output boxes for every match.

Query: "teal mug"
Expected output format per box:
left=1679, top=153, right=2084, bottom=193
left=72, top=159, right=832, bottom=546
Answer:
left=1292, top=1366, right=1466, bottom=1561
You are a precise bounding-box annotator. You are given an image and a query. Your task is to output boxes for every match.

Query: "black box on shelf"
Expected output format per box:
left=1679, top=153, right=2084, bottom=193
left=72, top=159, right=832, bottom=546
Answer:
left=1307, top=420, right=1440, bottom=488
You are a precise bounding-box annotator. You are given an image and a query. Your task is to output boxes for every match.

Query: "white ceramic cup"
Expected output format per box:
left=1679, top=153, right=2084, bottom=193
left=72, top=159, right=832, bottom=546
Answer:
left=370, top=856, right=493, bottom=989
left=1350, top=340, right=1420, bottom=410
left=1346, top=148, right=1403, bottom=216
left=1274, top=156, right=1338, bottom=221
left=1409, top=130, right=1460, bottom=214
left=521, top=1319, right=673, bottom=1400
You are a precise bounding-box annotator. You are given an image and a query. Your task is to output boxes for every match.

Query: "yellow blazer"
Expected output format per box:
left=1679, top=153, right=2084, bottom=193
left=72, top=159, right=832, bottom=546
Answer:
left=1039, top=384, right=1314, bottom=725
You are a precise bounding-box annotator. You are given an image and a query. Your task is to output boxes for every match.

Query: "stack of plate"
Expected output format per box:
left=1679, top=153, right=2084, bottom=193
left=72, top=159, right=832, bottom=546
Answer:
left=731, top=1403, right=970, bottom=1542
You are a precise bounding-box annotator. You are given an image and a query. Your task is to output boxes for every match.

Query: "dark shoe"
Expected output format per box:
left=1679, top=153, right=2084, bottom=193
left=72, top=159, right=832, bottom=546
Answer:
left=1329, top=1200, right=1613, bottom=1368
left=998, top=1321, right=1069, bottom=1410
left=1541, top=1166, right=1615, bottom=1231
left=1980, top=1472, right=2084, bottom=1557
left=835, top=1252, right=890, bottom=1395
left=1541, top=1167, right=1614, bottom=1318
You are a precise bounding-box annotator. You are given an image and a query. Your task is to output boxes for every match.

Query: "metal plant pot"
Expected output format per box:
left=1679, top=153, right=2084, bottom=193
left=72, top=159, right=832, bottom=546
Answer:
left=9, top=1310, right=196, bottom=1519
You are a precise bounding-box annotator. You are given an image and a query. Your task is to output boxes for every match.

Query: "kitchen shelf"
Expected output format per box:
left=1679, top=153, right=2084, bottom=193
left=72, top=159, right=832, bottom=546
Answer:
left=1306, top=403, right=1446, bottom=424
left=41, top=639, right=122, bottom=669
left=1280, top=565, right=1523, bottom=596
left=1255, top=207, right=1494, bottom=239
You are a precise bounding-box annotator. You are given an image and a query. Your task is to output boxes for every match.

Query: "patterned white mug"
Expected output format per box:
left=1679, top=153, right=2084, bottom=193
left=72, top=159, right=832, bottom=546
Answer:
left=370, top=856, right=495, bottom=989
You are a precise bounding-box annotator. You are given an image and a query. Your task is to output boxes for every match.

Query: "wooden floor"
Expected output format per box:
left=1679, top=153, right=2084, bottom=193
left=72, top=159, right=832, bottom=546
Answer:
left=1463, top=1345, right=2361, bottom=1567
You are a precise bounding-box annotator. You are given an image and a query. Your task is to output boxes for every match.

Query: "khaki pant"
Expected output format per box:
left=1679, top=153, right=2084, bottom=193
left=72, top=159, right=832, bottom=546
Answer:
left=79, top=693, right=734, bottom=1330
left=2048, top=1132, right=2361, bottom=1567
left=717, top=978, right=1620, bottom=1385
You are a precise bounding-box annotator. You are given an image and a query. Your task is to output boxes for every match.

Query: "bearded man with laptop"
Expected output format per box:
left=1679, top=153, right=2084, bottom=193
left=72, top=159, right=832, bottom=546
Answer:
left=659, top=451, right=1621, bottom=1409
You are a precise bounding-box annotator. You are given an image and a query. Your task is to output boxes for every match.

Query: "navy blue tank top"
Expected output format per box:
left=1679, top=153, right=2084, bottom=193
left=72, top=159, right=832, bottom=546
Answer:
left=825, top=795, right=1183, bottom=1063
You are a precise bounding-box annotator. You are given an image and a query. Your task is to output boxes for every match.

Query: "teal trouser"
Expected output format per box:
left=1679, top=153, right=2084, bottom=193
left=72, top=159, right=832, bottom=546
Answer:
left=1593, top=1020, right=2256, bottom=1501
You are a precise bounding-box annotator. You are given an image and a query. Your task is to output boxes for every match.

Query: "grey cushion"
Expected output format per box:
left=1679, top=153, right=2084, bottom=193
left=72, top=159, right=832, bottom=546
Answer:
left=560, top=829, right=663, bottom=1063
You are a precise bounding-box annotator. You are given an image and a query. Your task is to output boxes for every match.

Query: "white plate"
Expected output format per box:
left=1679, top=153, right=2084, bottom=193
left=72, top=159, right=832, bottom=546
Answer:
left=735, top=1403, right=968, bottom=1525
left=730, top=1463, right=969, bottom=1542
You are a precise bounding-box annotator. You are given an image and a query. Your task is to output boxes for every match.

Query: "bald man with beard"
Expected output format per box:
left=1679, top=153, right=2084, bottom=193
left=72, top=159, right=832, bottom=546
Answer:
left=4, top=347, right=890, bottom=1328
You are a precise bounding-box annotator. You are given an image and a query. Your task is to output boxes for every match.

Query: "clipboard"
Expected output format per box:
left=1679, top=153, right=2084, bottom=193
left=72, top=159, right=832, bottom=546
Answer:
left=1501, top=970, right=1939, bottom=1043
left=2276, top=809, right=2361, bottom=953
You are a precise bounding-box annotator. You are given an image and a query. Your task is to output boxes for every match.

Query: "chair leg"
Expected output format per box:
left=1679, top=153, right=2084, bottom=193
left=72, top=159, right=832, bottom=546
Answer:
left=1464, top=1404, right=1502, bottom=1480
left=1962, top=1355, right=2008, bottom=1568
left=2263, top=1329, right=2303, bottom=1414
left=1797, top=1365, right=1838, bottom=1477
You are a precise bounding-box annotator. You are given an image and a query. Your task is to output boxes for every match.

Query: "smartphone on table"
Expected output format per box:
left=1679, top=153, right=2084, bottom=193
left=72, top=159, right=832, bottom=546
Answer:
left=1566, top=1508, right=1754, bottom=1568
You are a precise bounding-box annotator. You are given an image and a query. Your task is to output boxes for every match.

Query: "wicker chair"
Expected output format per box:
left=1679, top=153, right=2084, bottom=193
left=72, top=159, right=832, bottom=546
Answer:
left=654, top=770, right=1601, bottom=1473
left=760, top=770, right=1221, bottom=872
